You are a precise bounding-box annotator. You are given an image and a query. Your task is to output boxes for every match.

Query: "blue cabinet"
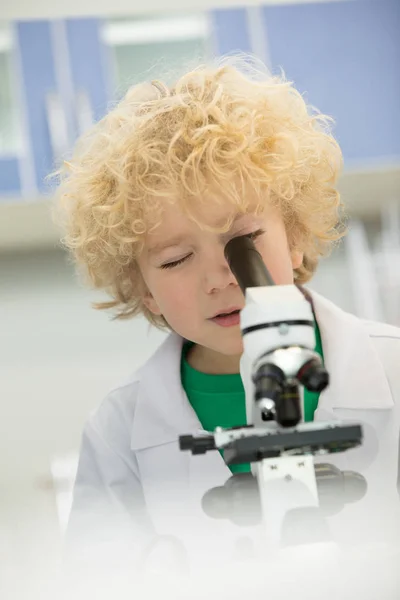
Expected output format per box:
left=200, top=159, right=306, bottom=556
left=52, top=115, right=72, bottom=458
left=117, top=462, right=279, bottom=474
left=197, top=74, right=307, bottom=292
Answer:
left=210, top=8, right=252, bottom=56
left=0, top=18, right=112, bottom=199
left=211, top=1, right=400, bottom=165
left=16, top=21, right=63, bottom=195
left=65, top=18, right=111, bottom=127
left=262, top=0, right=400, bottom=164
left=0, top=23, right=24, bottom=199
left=1, top=3, right=399, bottom=200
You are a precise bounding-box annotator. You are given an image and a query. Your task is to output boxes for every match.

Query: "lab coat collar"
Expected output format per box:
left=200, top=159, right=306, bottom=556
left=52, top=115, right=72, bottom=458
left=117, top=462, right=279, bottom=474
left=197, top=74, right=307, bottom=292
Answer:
left=131, top=290, right=393, bottom=450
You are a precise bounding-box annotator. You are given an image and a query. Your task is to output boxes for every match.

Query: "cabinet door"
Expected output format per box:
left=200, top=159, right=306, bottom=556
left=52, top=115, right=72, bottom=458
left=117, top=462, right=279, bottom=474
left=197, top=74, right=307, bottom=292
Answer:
left=210, top=8, right=252, bottom=56
left=16, top=20, right=73, bottom=194
left=0, top=22, right=22, bottom=197
left=65, top=17, right=111, bottom=135
left=262, top=0, right=400, bottom=163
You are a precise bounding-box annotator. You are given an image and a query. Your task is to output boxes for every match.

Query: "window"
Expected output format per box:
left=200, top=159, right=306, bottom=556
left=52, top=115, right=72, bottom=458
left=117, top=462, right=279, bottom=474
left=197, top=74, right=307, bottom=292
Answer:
left=103, top=12, right=212, bottom=99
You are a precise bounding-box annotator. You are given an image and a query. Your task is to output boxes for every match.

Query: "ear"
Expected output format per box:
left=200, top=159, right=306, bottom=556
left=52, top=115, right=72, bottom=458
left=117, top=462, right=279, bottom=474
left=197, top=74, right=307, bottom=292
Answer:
left=291, top=249, right=304, bottom=270
left=142, top=290, right=163, bottom=316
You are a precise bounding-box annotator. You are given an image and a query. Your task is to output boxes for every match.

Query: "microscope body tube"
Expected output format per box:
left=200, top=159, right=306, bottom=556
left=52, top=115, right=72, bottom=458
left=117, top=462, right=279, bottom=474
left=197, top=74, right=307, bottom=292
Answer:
left=225, top=235, right=316, bottom=429
left=224, top=235, right=275, bottom=291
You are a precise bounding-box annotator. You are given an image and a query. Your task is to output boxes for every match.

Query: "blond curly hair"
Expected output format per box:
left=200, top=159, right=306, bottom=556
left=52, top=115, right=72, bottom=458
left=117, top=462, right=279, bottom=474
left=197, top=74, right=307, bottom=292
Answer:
left=54, top=55, right=345, bottom=330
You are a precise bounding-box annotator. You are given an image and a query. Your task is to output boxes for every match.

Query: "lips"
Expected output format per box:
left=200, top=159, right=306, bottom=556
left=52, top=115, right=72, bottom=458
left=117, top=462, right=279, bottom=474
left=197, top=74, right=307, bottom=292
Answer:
left=210, top=307, right=242, bottom=319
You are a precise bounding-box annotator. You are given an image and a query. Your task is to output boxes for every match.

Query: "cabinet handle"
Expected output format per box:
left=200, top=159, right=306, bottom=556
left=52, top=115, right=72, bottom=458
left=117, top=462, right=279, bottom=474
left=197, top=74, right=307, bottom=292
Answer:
left=75, top=90, right=93, bottom=135
left=45, top=92, right=70, bottom=162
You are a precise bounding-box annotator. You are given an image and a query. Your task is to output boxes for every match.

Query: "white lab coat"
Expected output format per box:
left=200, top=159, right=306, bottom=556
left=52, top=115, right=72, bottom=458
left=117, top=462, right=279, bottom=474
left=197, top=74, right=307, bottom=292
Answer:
left=66, top=291, right=400, bottom=571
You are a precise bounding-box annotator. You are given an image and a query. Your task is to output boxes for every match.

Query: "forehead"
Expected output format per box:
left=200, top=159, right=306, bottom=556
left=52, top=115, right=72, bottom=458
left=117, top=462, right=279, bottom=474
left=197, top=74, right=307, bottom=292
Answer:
left=144, top=202, right=258, bottom=255
left=144, top=176, right=266, bottom=233
left=152, top=199, right=239, bottom=228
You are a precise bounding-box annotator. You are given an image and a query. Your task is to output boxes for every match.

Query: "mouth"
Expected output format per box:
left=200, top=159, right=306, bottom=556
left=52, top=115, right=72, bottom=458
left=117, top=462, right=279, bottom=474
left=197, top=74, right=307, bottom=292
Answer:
left=209, top=307, right=242, bottom=319
left=209, top=308, right=242, bottom=328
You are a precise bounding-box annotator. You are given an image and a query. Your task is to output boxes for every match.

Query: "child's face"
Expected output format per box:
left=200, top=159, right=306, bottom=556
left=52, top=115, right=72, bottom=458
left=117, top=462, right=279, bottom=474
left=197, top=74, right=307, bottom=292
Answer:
left=138, top=200, right=303, bottom=372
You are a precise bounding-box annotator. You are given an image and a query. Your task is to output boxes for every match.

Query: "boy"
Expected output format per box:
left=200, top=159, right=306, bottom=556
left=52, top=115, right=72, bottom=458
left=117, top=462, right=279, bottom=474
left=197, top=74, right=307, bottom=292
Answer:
left=56, top=56, right=400, bottom=569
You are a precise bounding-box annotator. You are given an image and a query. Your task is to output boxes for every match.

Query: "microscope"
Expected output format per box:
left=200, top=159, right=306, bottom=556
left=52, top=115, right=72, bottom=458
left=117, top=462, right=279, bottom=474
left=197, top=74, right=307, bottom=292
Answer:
left=179, top=235, right=366, bottom=549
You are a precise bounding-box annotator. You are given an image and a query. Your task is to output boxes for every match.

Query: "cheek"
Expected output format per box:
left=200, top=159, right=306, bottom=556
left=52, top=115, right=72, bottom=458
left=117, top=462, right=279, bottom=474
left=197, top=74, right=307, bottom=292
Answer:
left=267, top=261, right=294, bottom=285
left=259, top=241, right=295, bottom=285
left=152, top=273, right=198, bottom=316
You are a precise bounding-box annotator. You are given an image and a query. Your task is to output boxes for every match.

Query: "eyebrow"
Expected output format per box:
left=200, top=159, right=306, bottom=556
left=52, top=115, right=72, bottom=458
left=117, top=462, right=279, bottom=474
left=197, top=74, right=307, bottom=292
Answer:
left=147, top=234, right=192, bottom=256
left=147, top=214, right=248, bottom=257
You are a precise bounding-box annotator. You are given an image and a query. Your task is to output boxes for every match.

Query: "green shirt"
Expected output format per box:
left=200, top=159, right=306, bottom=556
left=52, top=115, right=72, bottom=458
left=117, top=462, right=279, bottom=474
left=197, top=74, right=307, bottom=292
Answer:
left=181, top=322, right=324, bottom=474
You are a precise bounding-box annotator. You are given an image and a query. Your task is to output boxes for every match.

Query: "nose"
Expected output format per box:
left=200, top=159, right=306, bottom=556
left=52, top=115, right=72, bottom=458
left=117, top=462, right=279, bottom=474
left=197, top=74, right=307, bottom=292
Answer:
left=203, top=245, right=238, bottom=294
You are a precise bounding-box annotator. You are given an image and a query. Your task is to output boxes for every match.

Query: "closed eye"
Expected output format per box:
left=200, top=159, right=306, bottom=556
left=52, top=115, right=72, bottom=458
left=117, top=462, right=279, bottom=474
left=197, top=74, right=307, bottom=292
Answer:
left=160, top=254, right=192, bottom=269
left=245, top=228, right=265, bottom=241
left=159, top=229, right=264, bottom=269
